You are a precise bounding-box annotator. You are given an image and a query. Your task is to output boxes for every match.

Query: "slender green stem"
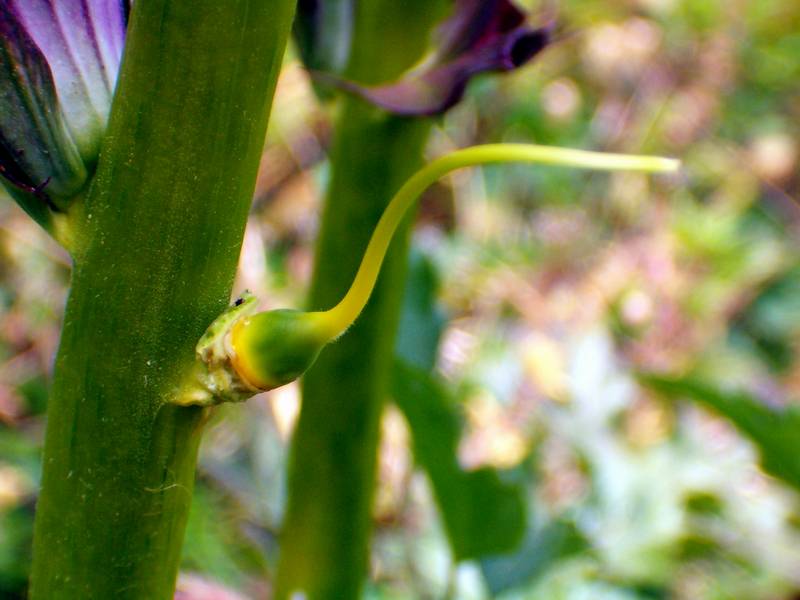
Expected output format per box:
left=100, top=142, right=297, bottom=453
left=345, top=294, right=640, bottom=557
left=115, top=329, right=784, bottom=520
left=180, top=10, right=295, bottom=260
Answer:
left=29, top=2, right=295, bottom=598
left=275, top=96, right=433, bottom=600
left=317, top=144, right=678, bottom=339
left=274, top=0, right=448, bottom=583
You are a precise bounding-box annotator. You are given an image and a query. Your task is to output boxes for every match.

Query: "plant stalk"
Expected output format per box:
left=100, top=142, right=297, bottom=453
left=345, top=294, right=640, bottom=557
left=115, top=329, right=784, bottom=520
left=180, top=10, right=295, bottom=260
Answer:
left=29, top=2, right=294, bottom=598
left=275, top=100, right=431, bottom=599
left=274, top=2, right=447, bottom=597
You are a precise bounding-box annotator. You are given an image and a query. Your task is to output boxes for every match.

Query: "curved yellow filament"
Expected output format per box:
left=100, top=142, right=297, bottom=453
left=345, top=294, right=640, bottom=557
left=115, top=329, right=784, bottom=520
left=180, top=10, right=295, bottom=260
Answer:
left=310, top=144, right=679, bottom=341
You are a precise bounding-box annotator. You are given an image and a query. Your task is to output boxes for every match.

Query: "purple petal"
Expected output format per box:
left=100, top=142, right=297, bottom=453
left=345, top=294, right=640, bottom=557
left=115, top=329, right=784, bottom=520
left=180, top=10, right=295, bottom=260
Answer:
left=325, top=5, right=552, bottom=117
left=7, top=0, right=128, bottom=162
left=0, top=3, right=86, bottom=205
left=436, top=0, right=527, bottom=62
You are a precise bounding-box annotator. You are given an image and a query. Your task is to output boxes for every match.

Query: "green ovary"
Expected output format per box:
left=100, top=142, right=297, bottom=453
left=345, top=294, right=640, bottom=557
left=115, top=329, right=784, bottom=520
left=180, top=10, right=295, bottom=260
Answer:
left=230, top=309, right=329, bottom=391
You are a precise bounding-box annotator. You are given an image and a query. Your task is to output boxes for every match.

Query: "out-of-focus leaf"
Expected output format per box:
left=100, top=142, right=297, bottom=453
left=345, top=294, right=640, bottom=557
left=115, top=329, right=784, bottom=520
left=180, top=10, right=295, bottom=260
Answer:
left=393, top=250, right=525, bottom=559
left=391, top=360, right=526, bottom=560
left=0, top=428, right=41, bottom=482
left=732, top=264, right=800, bottom=372
left=394, top=250, right=447, bottom=370
left=0, top=432, right=36, bottom=597
left=0, top=504, right=33, bottom=596
left=641, top=374, right=800, bottom=489
left=480, top=519, right=588, bottom=596
left=181, top=485, right=268, bottom=588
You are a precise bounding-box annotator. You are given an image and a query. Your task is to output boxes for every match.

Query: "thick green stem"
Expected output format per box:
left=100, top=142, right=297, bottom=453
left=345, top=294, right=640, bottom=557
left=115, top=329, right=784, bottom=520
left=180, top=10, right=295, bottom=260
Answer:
left=29, top=2, right=294, bottom=598
left=275, top=3, right=447, bottom=597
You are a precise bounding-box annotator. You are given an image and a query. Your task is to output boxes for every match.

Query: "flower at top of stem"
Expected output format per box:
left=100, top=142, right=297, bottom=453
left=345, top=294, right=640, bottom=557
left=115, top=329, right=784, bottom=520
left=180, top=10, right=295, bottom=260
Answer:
left=0, top=0, right=128, bottom=226
left=308, top=0, right=554, bottom=116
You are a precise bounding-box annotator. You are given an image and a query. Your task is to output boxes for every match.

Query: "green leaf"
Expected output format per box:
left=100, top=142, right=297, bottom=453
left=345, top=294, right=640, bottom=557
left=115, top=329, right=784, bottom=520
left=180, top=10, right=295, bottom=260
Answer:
left=393, top=250, right=525, bottom=560
left=394, top=249, right=447, bottom=370
left=0, top=504, right=34, bottom=596
left=181, top=484, right=268, bottom=588
left=732, top=264, right=800, bottom=372
left=641, top=374, right=800, bottom=489
left=391, top=360, right=526, bottom=560
left=480, top=519, right=588, bottom=596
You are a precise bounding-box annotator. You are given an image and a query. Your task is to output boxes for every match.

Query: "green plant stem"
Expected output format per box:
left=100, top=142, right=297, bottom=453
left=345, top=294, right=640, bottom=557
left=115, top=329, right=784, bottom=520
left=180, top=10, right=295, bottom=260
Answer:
left=274, top=3, right=446, bottom=597
left=29, top=2, right=294, bottom=598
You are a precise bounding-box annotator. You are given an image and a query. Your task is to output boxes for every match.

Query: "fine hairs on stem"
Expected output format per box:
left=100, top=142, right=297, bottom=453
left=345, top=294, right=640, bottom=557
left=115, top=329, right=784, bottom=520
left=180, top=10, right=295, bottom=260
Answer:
left=224, top=143, right=679, bottom=394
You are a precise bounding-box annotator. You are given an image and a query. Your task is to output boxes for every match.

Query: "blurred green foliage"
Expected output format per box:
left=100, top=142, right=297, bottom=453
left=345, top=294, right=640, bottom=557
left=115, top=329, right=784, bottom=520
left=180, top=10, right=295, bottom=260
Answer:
left=2, top=0, right=800, bottom=598
left=644, top=375, right=800, bottom=492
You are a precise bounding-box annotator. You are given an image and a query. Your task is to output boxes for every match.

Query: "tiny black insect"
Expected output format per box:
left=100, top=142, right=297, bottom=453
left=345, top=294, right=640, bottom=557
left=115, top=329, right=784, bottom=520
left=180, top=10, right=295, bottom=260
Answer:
left=234, top=297, right=244, bottom=307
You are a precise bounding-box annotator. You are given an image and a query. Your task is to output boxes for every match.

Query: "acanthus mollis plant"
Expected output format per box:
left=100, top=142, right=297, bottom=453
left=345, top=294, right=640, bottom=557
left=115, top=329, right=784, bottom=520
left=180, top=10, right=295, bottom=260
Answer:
left=0, top=0, right=129, bottom=246
left=2, top=1, right=298, bottom=598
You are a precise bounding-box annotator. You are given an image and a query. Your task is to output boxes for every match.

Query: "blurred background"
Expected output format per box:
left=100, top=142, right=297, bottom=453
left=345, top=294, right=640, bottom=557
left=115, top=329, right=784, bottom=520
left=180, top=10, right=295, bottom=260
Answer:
left=2, top=0, right=800, bottom=598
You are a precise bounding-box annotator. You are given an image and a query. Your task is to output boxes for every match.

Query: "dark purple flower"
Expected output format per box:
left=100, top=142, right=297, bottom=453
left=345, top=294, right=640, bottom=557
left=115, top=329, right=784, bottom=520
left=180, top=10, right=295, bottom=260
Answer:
left=319, top=0, right=553, bottom=116
left=294, top=0, right=354, bottom=76
left=0, top=0, right=128, bottom=218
